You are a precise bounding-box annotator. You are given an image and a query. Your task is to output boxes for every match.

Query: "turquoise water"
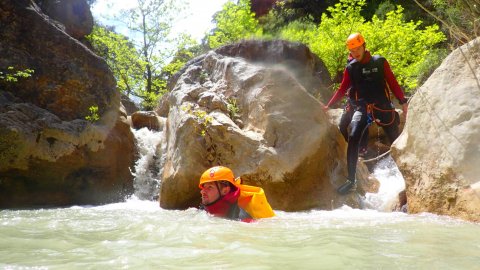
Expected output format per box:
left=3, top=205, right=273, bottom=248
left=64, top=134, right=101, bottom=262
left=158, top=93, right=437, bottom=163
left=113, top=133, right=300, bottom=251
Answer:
left=1, top=200, right=479, bottom=269
left=2, top=129, right=477, bottom=269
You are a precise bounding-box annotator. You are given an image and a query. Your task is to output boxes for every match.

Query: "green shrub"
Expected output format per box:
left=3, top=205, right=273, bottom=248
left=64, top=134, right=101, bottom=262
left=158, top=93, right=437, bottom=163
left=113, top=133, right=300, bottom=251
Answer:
left=279, top=0, right=446, bottom=94
left=85, top=105, right=100, bottom=123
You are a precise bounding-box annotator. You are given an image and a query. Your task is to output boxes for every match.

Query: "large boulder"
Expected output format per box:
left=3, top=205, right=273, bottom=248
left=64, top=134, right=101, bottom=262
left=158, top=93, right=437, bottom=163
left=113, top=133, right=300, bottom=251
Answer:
left=391, top=38, right=480, bottom=222
left=0, top=0, right=135, bottom=207
left=158, top=40, right=369, bottom=211
left=131, top=111, right=163, bottom=131
left=0, top=0, right=112, bottom=121
left=121, top=94, right=139, bottom=115
left=36, top=0, right=93, bottom=40
left=170, top=39, right=333, bottom=103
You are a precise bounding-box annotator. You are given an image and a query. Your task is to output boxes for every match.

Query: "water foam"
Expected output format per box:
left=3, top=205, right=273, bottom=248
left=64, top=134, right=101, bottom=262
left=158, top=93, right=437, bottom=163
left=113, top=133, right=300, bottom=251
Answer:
left=131, top=127, right=165, bottom=200
left=364, top=155, right=406, bottom=211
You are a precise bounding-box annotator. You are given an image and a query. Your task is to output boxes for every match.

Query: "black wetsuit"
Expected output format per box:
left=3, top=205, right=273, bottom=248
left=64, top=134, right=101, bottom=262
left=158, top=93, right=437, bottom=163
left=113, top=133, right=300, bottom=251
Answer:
left=345, top=55, right=400, bottom=181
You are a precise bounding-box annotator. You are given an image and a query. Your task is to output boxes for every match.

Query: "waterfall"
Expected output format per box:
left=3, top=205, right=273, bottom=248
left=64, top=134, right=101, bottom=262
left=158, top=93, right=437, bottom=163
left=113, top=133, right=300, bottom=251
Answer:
left=131, top=127, right=165, bottom=200
left=364, top=155, right=406, bottom=211
left=129, top=125, right=406, bottom=210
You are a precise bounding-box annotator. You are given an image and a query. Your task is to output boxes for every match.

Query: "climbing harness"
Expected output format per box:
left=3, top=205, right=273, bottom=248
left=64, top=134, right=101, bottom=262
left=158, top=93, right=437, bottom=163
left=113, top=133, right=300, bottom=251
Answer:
left=367, top=103, right=397, bottom=127
left=358, top=103, right=398, bottom=163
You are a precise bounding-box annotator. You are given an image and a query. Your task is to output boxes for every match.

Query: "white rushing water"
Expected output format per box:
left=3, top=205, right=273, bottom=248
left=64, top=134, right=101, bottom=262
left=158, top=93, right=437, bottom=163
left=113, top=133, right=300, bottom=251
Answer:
left=1, top=130, right=479, bottom=269
left=364, top=156, right=406, bottom=211
left=131, top=127, right=165, bottom=200
left=1, top=199, right=479, bottom=269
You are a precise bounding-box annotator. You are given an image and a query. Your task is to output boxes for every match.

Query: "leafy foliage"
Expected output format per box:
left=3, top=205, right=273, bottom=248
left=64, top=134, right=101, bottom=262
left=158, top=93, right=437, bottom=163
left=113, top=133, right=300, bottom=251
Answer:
left=0, top=67, right=34, bottom=83
left=280, top=0, right=366, bottom=81
left=279, top=0, right=446, bottom=93
left=89, top=0, right=195, bottom=110
left=181, top=104, right=213, bottom=137
left=362, top=6, right=446, bottom=91
left=208, top=0, right=263, bottom=48
left=85, top=105, right=100, bottom=123
left=117, top=0, right=184, bottom=109
left=227, top=98, right=240, bottom=119
left=259, top=0, right=337, bottom=35
left=160, top=34, right=204, bottom=87
left=414, top=0, right=479, bottom=47
left=87, top=25, right=146, bottom=97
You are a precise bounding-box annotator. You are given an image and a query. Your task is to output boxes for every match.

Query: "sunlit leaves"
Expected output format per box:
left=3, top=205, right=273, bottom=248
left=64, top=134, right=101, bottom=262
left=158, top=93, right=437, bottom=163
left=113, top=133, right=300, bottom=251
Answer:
left=0, top=67, right=34, bottom=83
left=87, top=25, right=146, bottom=97
left=208, top=0, right=263, bottom=48
left=279, top=0, right=445, bottom=93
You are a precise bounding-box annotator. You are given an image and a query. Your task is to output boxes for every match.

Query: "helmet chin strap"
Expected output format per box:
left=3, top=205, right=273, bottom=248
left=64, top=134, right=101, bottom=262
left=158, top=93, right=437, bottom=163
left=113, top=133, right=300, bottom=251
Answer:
left=202, top=181, right=225, bottom=207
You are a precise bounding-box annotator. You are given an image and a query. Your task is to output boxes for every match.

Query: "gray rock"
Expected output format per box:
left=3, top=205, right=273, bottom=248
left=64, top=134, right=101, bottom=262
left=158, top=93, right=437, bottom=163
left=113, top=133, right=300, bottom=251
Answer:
left=158, top=41, right=367, bottom=211
left=0, top=0, right=135, bottom=208
left=391, top=37, right=480, bottom=222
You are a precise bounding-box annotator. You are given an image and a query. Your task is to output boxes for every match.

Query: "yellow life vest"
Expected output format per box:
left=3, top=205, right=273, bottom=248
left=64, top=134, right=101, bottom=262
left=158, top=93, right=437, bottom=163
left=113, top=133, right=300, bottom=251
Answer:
left=235, top=178, right=275, bottom=219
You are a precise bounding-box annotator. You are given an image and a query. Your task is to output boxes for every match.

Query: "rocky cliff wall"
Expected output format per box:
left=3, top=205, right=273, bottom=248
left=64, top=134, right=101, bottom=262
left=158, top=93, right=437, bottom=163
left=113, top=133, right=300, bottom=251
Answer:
left=392, top=37, right=480, bottom=222
left=0, top=0, right=135, bottom=208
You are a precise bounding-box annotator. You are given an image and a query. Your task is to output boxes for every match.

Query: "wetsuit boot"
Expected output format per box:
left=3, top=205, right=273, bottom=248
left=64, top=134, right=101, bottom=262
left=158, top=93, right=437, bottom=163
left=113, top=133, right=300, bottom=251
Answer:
left=337, top=178, right=357, bottom=195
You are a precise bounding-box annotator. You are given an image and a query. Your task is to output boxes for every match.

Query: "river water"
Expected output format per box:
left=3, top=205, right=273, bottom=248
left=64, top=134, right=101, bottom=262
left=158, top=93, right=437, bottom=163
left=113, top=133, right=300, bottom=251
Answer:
left=1, top=128, right=479, bottom=269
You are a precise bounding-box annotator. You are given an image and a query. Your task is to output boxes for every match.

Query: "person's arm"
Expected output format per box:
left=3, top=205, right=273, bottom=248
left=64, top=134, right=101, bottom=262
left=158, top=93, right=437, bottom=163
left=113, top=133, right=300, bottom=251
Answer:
left=384, top=60, right=408, bottom=116
left=384, top=60, right=406, bottom=104
left=325, top=69, right=350, bottom=109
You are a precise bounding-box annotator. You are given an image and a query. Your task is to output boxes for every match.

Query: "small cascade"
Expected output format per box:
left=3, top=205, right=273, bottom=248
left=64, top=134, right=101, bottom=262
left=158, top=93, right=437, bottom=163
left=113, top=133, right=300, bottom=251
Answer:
left=131, top=127, right=164, bottom=200
left=364, top=155, right=406, bottom=211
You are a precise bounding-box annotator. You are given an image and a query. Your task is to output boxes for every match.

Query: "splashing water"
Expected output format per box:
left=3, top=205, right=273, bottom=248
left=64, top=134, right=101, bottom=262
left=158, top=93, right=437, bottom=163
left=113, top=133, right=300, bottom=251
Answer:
left=1, top=198, right=479, bottom=269
left=131, top=127, right=165, bottom=200
left=2, top=133, right=479, bottom=269
left=364, top=155, right=406, bottom=211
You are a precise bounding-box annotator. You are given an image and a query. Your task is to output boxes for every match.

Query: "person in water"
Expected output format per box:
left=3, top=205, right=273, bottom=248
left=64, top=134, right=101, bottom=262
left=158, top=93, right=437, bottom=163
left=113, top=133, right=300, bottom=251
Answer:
left=324, top=33, right=408, bottom=195
left=199, top=166, right=274, bottom=222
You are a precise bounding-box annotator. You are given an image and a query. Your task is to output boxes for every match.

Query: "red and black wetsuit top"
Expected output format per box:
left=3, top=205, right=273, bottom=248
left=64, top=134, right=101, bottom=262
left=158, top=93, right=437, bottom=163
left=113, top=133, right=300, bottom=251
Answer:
left=348, top=54, right=389, bottom=105
left=203, top=188, right=254, bottom=223
left=326, top=51, right=407, bottom=108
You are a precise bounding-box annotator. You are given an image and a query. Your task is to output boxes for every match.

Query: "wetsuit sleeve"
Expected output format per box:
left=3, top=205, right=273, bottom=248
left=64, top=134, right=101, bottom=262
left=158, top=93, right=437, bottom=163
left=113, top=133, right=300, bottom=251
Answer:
left=384, top=60, right=407, bottom=104
left=326, top=69, right=350, bottom=107
left=238, top=207, right=254, bottom=223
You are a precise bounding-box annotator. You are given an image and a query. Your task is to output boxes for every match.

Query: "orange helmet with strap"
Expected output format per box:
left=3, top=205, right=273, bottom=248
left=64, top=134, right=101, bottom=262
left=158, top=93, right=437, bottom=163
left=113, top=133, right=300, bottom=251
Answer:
left=346, top=33, right=365, bottom=50
left=199, top=166, right=238, bottom=189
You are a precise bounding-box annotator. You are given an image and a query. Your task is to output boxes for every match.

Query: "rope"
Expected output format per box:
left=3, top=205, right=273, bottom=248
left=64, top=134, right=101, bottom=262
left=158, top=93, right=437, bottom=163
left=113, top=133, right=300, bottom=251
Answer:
left=360, top=150, right=391, bottom=163
left=367, top=104, right=396, bottom=126
left=358, top=103, right=397, bottom=163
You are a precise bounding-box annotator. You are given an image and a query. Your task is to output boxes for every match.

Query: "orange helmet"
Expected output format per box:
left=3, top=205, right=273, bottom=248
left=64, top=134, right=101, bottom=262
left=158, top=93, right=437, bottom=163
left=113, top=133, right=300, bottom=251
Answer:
left=199, top=166, right=238, bottom=189
left=346, top=33, right=365, bottom=50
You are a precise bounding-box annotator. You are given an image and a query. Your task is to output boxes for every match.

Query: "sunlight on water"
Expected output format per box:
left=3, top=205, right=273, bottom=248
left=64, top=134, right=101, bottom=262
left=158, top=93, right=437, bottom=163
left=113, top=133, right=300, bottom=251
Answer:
left=1, top=199, right=479, bottom=269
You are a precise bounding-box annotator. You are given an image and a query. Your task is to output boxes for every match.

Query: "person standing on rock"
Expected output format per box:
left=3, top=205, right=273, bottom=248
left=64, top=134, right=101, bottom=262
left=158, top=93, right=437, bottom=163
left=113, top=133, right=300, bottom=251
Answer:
left=199, top=166, right=274, bottom=222
left=338, top=53, right=369, bottom=158
left=324, top=33, right=408, bottom=195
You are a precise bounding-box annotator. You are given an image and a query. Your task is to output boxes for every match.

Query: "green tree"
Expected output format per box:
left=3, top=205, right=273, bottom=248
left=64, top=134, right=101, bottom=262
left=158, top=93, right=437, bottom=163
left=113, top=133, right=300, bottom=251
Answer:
left=161, top=34, right=205, bottom=87
left=413, top=0, right=479, bottom=47
left=279, top=0, right=445, bottom=93
left=278, top=0, right=364, bottom=83
left=208, top=0, right=263, bottom=49
left=114, top=0, right=187, bottom=109
left=260, top=0, right=337, bottom=32
left=362, top=6, right=446, bottom=90
left=87, top=25, right=146, bottom=97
